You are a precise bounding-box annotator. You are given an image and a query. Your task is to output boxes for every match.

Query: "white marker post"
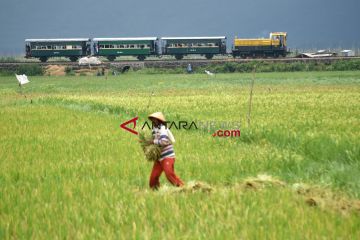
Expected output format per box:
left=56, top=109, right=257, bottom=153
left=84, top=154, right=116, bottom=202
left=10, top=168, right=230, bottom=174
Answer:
left=15, top=74, right=31, bottom=102
left=205, top=70, right=215, bottom=76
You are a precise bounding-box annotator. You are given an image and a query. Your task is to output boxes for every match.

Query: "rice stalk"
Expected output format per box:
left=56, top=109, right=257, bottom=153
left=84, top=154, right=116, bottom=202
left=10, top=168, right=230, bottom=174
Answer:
left=139, top=131, right=161, bottom=162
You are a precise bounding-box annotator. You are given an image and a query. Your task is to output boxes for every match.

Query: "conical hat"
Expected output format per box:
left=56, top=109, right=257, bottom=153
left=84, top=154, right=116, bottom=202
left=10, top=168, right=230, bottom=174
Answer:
left=148, top=112, right=166, bottom=123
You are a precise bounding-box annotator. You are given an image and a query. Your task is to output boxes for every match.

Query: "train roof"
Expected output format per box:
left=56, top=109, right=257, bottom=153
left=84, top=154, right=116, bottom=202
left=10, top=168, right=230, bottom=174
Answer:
left=25, top=38, right=90, bottom=42
left=161, top=36, right=226, bottom=40
left=93, top=37, right=158, bottom=41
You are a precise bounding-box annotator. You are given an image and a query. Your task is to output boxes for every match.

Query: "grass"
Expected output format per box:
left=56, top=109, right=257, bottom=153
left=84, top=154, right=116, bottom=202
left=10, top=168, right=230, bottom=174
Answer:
left=0, top=71, right=360, bottom=239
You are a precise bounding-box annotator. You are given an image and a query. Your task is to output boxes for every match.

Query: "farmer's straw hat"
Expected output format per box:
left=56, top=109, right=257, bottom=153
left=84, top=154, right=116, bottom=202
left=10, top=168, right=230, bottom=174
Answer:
left=148, top=112, right=166, bottom=123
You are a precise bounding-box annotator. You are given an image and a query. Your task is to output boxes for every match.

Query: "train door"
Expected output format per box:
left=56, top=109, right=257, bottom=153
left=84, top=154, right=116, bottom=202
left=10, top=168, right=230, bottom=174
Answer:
left=25, top=43, right=31, bottom=57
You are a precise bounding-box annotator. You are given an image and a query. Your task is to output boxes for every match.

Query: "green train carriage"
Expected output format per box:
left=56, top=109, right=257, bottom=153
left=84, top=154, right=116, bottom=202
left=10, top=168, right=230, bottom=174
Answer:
left=25, top=38, right=90, bottom=62
left=161, top=37, right=227, bottom=60
left=93, top=37, right=158, bottom=61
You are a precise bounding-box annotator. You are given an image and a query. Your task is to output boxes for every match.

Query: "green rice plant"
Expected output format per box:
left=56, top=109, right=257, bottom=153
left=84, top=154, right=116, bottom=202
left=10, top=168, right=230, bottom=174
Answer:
left=139, top=131, right=161, bottom=161
left=0, top=71, right=360, bottom=239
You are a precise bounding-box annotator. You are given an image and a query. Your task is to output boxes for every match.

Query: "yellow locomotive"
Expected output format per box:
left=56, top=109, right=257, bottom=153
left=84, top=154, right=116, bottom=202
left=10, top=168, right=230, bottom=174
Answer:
left=232, top=32, right=288, bottom=58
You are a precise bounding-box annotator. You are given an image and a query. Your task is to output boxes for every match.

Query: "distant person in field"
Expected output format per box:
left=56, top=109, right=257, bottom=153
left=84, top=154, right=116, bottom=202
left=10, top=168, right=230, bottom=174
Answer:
left=145, top=112, right=184, bottom=190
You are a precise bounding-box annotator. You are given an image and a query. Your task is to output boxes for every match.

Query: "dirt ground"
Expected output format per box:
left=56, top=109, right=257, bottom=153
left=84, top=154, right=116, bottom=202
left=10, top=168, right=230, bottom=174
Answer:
left=44, top=65, right=106, bottom=76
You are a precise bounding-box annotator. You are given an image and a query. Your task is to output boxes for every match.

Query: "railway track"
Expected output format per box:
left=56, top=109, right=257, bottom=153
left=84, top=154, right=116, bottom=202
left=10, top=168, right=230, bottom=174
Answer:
left=1, top=56, right=359, bottom=67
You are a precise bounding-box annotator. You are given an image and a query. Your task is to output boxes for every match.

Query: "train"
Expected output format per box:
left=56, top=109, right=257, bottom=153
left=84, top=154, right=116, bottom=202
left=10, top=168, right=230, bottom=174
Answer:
left=25, top=32, right=288, bottom=62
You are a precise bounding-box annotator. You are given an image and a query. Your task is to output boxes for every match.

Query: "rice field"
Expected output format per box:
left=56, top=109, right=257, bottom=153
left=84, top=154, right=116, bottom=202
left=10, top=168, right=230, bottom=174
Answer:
left=1, top=71, right=360, bottom=239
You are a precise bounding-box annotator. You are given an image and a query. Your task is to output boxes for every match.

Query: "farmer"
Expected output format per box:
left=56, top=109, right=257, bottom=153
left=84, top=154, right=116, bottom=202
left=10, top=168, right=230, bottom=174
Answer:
left=146, top=112, right=184, bottom=190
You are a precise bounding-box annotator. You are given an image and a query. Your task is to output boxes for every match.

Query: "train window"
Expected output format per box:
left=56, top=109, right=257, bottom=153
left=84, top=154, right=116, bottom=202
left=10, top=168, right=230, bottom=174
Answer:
left=130, top=45, right=134, bottom=48
left=109, top=45, right=114, bottom=48
left=41, top=46, right=46, bottom=49
left=140, top=44, right=144, bottom=49
left=47, top=46, right=52, bottom=49
left=147, top=44, right=151, bottom=48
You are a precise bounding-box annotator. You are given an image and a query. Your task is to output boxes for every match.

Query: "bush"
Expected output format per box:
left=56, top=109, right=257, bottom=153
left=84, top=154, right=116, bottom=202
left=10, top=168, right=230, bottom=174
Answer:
left=332, top=60, right=360, bottom=71
left=16, top=64, right=43, bottom=76
left=0, top=56, right=16, bottom=62
left=65, top=66, right=75, bottom=76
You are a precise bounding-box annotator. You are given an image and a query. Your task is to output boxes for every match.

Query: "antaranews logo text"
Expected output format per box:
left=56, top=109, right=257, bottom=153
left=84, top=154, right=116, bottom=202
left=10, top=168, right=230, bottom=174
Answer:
left=120, top=117, right=241, bottom=137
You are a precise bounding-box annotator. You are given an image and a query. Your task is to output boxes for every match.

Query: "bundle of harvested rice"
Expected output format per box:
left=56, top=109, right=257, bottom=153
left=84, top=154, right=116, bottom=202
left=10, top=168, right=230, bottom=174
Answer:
left=292, top=183, right=360, bottom=214
left=178, top=181, right=213, bottom=193
left=158, top=181, right=213, bottom=194
left=139, top=131, right=161, bottom=161
left=241, top=174, right=286, bottom=190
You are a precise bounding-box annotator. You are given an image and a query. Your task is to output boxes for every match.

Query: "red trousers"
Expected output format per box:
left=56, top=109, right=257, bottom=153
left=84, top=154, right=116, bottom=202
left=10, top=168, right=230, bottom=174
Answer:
left=149, top=157, right=184, bottom=189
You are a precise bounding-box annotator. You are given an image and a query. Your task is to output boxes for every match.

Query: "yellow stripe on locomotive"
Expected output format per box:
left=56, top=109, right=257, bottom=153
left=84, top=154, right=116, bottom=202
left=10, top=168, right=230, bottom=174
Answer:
left=234, top=32, right=287, bottom=47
